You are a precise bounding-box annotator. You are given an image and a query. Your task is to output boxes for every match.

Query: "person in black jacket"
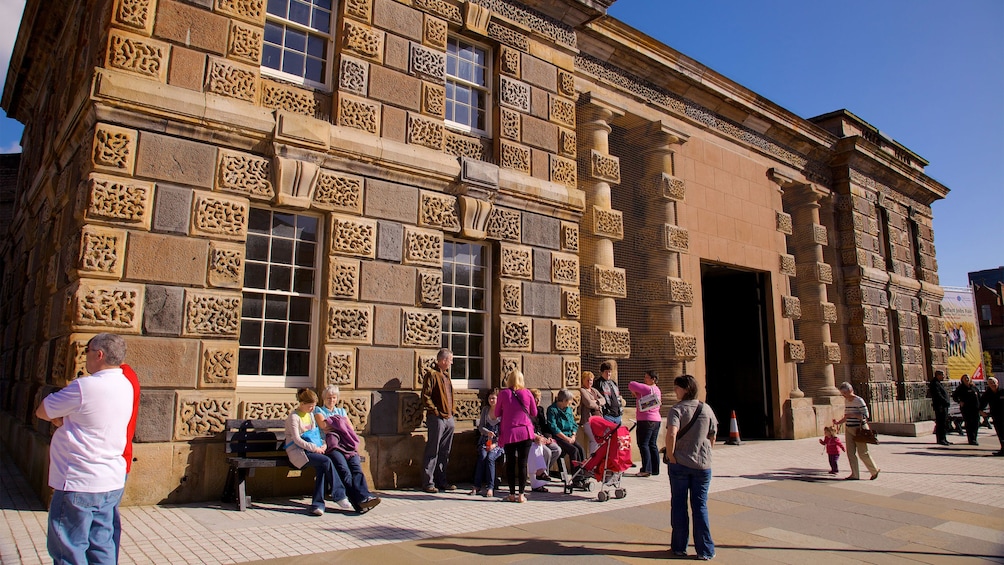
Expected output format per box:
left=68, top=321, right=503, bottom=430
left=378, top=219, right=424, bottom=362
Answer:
left=979, top=377, right=1004, bottom=456
left=596, top=361, right=624, bottom=424
left=929, top=370, right=952, bottom=445
left=952, top=374, right=982, bottom=446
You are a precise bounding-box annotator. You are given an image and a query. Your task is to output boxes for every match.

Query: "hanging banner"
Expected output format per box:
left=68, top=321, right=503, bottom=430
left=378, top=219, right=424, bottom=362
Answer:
left=941, top=287, right=985, bottom=380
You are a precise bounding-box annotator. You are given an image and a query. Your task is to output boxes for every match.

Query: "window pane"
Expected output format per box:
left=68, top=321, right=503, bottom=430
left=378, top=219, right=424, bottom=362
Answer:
left=289, top=0, right=311, bottom=26
left=244, top=262, right=267, bottom=288
left=246, top=235, right=268, bottom=261
left=305, top=58, right=324, bottom=84
left=451, top=314, right=468, bottom=334
left=267, top=0, right=287, bottom=18
left=451, top=335, right=467, bottom=356
left=455, top=105, right=470, bottom=127
left=282, top=51, right=304, bottom=76
left=316, top=0, right=332, bottom=10
left=469, top=314, right=484, bottom=334
left=455, top=264, right=471, bottom=286
left=293, top=268, right=314, bottom=293
left=249, top=208, right=271, bottom=233
left=240, top=320, right=262, bottom=346
left=288, top=323, right=310, bottom=349
left=287, top=351, right=310, bottom=377
left=455, top=84, right=470, bottom=105
left=242, top=293, right=264, bottom=318
left=264, top=22, right=283, bottom=45
left=262, top=350, right=285, bottom=375
left=268, top=265, right=292, bottom=291
left=295, top=241, right=315, bottom=266
left=458, top=60, right=472, bottom=82
left=264, top=321, right=286, bottom=347
left=265, top=295, right=288, bottom=319
left=452, top=356, right=467, bottom=379
left=262, top=44, right=281, bottom=71
left=298, top=215, right=318, bottom=242
left=289, top=297, right=311, bottom=322
left=472, top=288, right=484, bottom=310
left=468, top=357, right=483, bottom=380
left=273, top=212, right=297, bottom=238
left=238, top=349, right=260, bottom=375
left=271, top=238, right=293, bottom=265
left=454, top=287, right=470, bottom=309
left=311, top=10, right=330, bottom=34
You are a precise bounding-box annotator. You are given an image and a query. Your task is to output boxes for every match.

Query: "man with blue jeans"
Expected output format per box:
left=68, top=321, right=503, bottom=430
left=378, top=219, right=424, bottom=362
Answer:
left=36, top=333, right=134, bottom=564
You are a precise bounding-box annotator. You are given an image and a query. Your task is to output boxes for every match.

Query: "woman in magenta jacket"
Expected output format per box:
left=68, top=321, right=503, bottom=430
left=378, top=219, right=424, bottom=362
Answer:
left=629, top=370, right=662, bottom=477
left=494, top=369, right=537, bottom=502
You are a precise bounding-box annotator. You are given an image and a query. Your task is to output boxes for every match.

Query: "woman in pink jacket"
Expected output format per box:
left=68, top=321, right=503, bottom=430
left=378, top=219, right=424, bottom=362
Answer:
left=629, top=370, right=662, bottom=477
left=494, top=369, right=537, bottom=502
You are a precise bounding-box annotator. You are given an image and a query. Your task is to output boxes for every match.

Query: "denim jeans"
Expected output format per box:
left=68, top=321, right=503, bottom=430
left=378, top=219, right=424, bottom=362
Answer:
left=636, top=420, right=661, bottom=475
left=327, top=450, right=371, bottom=510
left=669, top=463, right=714, bottom=559
left=473, top=446, right=503, bottom=490
left=303, top=451, right=340, bottom=509
left=47, top=488, right=124, bottom=565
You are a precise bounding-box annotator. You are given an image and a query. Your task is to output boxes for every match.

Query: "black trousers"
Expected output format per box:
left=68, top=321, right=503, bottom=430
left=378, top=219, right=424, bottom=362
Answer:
left=962, top=411, right=981, bottom=444
left=933, top=407, right=949, bottom=442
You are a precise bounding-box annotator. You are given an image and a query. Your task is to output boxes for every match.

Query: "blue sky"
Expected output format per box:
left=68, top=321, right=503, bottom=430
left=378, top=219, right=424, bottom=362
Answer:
left=1, top=0, right=1001, bottom=286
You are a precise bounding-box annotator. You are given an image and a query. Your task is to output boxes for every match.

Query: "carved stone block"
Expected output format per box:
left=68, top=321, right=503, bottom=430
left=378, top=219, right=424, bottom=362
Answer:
left=412, top=268, right=440, bottom=307
left=444, top=131, right=487, bottom=161
left=784, top=340, right=806, bottom=363
left=199, top=340, right=237, bottom=388
left=549, top=154, right=577, bottom=189
left=406, top=113, right=444, bottom=150
left=549, top=96, right=576, bottom=128
left=85, top=173, right=154, bottom=230
left=76, top=226, right=126, bottom=279
left=423, top=15, right=448, bottom=49
left=113, top=0, right=155, bottom=34
left=403, top=226, right=443, bottom=267
left=499, top=76, right=531, bottom=112
left=227, top=21, right=262, bottom=65
left=551, top=253, right=579, bottom=286
left=67, top=280, right=144, bottom=334
left=634, top=276, right=693, bottom=306
left=486, top=206, right=521, bottom=242
left=409, top=43, right=445, bottom=81
left=402, top=308, right=440, bottom=347
left=326, top=302, right=373, bottom=344
left=585, top=265, right=625, bottom=298
left=591, top=206, right=623, bottom=239
left=823, top=343, right=841, bottom=363
left=215, top=0, right=265, bottom=25
left=207, top=241, right=244, bottom=288
left=216, top=149, right=273, bottom=200
left=500, top=244, right=532, bottom=279
left=337, top=93, right=381, bottom=134
left=338, top=55, right=369, bottom=96
left=500, top=354, right=522, bottom=383
left=324, top=346, right=357, bottom=387
left=421, top=81, right=446, bottom=118
left=798, top=262, right=833, bottom=285
left=261, top=80, right=327, bottom=120
left=553, top=321, right=580, bottom=353
left=818, top=262, right=833, bottom=284
left=328, top=257, right=361, bottom=300
left=416, top=0, right=462, bottom=25
left=590, top=150, right=619, bottom=183
left=311, top=169, right=364, bottom=214
left=560, top=222, right=579, bottom=253
left=414, top=350, right=438, bottom=390
left=240, top=400, right=297, bottom=420
left=776, top=211, right=793, bottom=235
left=182, top=290, right=240, bottom=337
left=174, top=392, right=234, bottom=440
left=92, top=124, right=138, bottom=176
left=500, top=107, right=521, bottom=141
left=562, top=356, right=581, bottom=388
left=487, top=21, right=528, bottom=51
left=500, top=316, right=532, bottom=351
left=342, top=19, right=384, bottom=61
left=812, top=223, right=828, bottom=246
left=779, top=253, right=796, bottom=276
left=499, top=141, right=531, bottom=175
left=781, top=295, right=801, bottom=319
left=345, top=0, right=373, bottom=22
left=592, top=326, right=630, bottom=358
left=205, top=56, right=259, bottom=102
left=106, top=29, right=169, bottom=82
left=500, top=45, right=520, bottom=76
left=500, top=280, right=522, bottom=315
left=562, top=288, right=580, bottom=319
left=190, top=193, right=249, bottom=241
left=329, top=213, right=377, bottom=258
left=558, top=128, right=576, bottom=158
left=399, top=392, right=424, bottom=432
left=418, top=191, right=460, bottom=232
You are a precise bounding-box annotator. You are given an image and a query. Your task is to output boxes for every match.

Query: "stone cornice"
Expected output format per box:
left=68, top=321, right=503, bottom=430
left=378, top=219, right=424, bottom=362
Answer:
left=830, top=138, right=949, bottom=206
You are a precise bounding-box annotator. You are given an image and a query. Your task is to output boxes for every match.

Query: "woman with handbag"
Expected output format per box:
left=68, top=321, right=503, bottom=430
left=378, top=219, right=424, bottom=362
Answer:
left=629, top=370, right=662, bottom=477
left=832, top=381, right=881, bottom=480
left=284, top=388, right=350, bottom=516
left=471, top=388, right=504, bottom=497
left=494, top=370, right=537, bottom=502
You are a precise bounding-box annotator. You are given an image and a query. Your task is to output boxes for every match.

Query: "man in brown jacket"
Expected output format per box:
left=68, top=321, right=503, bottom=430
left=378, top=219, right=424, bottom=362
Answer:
left=421, top=348, right=456, bottom=493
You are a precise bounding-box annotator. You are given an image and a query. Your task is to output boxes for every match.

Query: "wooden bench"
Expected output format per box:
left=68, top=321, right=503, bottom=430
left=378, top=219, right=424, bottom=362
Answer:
left=221, top=419, right=293, bottom=511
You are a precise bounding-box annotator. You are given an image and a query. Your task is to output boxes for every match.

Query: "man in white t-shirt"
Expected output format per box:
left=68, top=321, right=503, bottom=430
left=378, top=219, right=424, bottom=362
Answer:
left=35, top=333, right=134, bottom=565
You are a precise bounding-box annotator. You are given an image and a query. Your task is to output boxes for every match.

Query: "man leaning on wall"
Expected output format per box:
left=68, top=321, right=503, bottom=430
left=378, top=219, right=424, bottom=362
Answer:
left=35, top=333, right=135, bottom=565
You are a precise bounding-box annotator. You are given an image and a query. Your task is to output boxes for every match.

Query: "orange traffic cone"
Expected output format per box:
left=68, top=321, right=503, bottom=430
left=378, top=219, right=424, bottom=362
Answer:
left=726, top=410, right=742, bottom=445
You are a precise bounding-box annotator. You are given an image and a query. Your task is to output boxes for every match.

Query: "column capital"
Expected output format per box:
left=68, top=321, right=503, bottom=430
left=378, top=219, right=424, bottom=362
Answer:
left=577, top=91, right=626, bottom=120
left=631, top=120, right=690, bottom=147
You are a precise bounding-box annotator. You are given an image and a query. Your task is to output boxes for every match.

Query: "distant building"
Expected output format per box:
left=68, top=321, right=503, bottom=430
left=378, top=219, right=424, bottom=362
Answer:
left=1, top=0, right=951, bottom=505
left=970, top=267, right=1004, bottom=374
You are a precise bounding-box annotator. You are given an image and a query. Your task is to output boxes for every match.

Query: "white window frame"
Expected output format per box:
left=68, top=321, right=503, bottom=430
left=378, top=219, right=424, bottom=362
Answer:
left=262, top=0, right=336, bottom=91
left=445, top=35, right=492, bottom=137
left=441, top=239, right=491, bottom=390
left=238, top=208, right=323, bottom=388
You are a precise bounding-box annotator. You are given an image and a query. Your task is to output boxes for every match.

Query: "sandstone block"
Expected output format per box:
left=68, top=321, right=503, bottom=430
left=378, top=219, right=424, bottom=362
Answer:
left=522, top=212, right=560, bottom=250
left=167, top=45, right=207, bottom=91
left=373, top=304, right=402, bottom=346
left=531, top=148, right=549, bottom=181
left=365, top=179, right=419, bottom=223
left=533, top=249, right=552, bottom=282
left=360, top=261, right=417, bottom=304
left=124, top=232, right=209, bottom=286
left=122, top=443, right=175, bottom=505
left=368, top=64, right=422, bottom=111
left=376, top=221, right=403, bottom=262
left=153, top=184, right=194, bottom=234
left=533, top=318, right=551, bottom=353
left=373, top=0, right=423, bottom=41
left=521, top=53, right=557, bottom=93
left=382, top=105, right=407, bottom=143
left=522, top=281, right=561, bottom=318
left=122, top=336, right=200, bottom=388
left=134, top=389, right=177, bottom=442
left=356, top=346, right=414, bottom=389
left=136, top=132, right=217, bottom=188
left=530, top=86, right=549, bottom=120
left=520, top=114, right=558, bottom=153
left=383, top=33, right=410, bottom=72
left=522, top=354, right=562, bottom=389
left=143, top=285, right=184, bottom=336
left=154, top=0, right=229, bottom=55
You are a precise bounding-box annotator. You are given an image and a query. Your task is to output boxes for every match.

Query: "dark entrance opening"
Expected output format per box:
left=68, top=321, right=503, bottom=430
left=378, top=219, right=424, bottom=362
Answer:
left=701, top=263, right=774, bottom=439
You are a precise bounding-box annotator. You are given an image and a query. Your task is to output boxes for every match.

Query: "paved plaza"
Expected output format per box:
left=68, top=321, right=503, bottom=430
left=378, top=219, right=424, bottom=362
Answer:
left=3, top=430, right=1003, bottom=564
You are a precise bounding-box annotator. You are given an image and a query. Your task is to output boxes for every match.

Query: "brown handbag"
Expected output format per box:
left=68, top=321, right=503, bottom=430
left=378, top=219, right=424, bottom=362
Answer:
left=854, top=425, right=879, bottom=445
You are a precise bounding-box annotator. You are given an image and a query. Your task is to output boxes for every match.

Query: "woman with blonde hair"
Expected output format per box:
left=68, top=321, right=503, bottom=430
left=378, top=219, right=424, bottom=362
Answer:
left=493, top=370, right=537, bottom=502
left=284, top=388, right=349, bottom=515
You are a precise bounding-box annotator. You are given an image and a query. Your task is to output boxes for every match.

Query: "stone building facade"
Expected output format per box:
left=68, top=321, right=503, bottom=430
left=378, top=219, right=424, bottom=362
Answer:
left=0, top=0, right=949, bottom=505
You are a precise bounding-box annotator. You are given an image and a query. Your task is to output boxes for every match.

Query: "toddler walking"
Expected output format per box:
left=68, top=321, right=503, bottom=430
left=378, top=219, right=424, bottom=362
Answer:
left=820, top=426, right=845, bottom=474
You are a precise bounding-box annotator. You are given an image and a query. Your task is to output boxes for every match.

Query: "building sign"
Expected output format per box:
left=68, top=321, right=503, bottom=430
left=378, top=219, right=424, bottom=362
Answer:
left=941, top=287, right=985, bottom=380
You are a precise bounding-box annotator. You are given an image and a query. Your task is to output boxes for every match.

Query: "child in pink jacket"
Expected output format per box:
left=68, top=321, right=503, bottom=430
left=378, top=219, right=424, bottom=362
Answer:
left=820, top=426, right=846, bottom=474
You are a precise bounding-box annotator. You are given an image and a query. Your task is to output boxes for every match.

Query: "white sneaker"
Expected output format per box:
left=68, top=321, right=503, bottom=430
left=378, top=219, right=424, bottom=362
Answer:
left=309, top=506, right=324, bottom=516
left=335, top=498, right=353, bottom=510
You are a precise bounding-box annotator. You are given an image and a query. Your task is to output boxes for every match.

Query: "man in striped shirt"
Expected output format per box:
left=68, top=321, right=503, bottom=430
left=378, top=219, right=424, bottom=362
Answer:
left=832, top=382, right=881, bottom=481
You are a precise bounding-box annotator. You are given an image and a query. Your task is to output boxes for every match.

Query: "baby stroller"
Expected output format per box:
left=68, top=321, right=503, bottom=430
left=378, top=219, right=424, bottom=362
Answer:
left=562, top=416, right=635, bottom=501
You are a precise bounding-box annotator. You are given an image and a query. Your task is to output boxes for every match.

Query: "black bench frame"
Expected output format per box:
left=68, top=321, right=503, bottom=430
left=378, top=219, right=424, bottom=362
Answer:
left=222, top=418, right=293, bottom=511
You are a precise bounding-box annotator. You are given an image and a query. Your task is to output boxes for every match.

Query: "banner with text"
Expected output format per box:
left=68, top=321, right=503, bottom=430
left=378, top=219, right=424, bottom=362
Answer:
left=941, top=287, right=984, bottom=380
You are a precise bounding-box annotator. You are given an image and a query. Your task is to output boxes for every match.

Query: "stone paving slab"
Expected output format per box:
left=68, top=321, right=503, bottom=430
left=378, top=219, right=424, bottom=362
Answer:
left=3, top=431, right=1003, bottom=564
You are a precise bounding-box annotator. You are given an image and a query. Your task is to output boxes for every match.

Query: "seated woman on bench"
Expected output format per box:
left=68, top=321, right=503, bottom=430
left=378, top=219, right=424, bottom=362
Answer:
left=547, top=389, right=585, bottom=471
left=315, top=385, right=381, bottom=514
left=284, top=388, right=350, bottom=516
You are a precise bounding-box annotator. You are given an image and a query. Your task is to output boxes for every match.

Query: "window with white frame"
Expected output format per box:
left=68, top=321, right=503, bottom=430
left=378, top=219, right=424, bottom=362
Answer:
left=441, top=240, right=489, bottom=387
left=445, top=36, right=491, bottom=135
left=262, top=0, right=334, bottom=89
left=239, top=209, right=320, bottom=387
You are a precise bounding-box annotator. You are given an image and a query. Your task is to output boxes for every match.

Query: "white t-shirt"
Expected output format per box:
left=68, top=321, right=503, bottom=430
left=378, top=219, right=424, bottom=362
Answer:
left=43, top=368, right=133, bottom=492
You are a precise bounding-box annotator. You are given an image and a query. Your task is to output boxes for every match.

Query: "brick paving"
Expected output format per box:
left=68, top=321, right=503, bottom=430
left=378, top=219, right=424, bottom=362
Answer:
left=3, top=429, right=1003, bottom=564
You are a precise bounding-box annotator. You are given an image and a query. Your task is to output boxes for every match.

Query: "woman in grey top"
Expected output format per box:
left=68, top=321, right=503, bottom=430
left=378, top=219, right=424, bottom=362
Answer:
left=665, top=375, right=718, bottom=560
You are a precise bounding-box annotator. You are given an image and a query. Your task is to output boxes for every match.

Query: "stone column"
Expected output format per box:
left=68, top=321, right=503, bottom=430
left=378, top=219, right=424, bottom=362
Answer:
left=769, top=170, right=805, bottom=399
left=633, top=122, right=695, bottom=379
left=577, top=95, right=630, bottom=360
left=787, top=185, right=840, bottom=398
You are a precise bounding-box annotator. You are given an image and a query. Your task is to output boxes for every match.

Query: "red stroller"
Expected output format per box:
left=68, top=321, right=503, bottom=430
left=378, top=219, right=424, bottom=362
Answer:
left=561, top=416, right=635, bottom=501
